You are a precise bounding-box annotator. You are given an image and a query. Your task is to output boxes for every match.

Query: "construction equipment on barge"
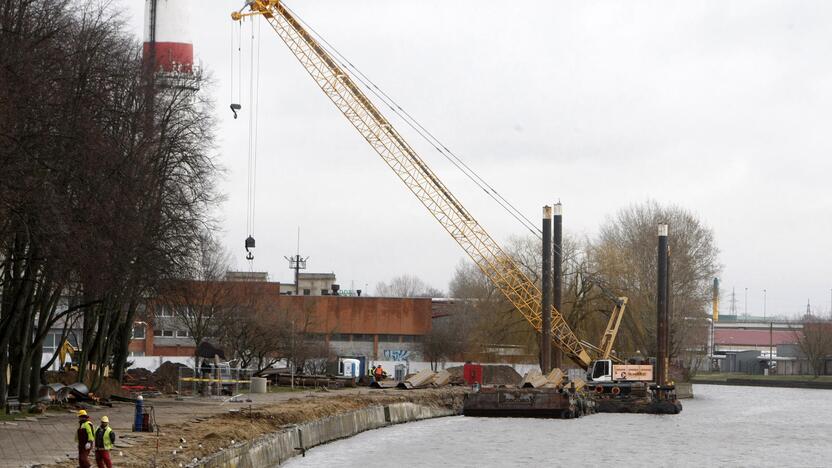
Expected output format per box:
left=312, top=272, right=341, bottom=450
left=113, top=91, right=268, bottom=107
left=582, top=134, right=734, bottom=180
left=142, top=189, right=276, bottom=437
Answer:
left=229, top=1, right=680, bottom=415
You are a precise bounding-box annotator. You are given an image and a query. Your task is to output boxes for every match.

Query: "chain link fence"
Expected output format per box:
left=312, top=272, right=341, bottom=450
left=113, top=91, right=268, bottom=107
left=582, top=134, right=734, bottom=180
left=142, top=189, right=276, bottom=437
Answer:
left=177, top=366, right=255, bottom=398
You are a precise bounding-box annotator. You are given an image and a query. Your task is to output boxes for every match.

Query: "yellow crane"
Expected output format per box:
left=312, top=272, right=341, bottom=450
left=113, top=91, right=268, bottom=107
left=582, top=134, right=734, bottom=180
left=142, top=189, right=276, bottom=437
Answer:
left=232, top=0, right=614, bottom=369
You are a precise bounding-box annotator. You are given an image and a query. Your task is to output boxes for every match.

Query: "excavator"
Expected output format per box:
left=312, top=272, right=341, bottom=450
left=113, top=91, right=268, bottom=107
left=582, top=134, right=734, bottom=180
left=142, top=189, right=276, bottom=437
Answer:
left=229, top=1, right=646, bottom=389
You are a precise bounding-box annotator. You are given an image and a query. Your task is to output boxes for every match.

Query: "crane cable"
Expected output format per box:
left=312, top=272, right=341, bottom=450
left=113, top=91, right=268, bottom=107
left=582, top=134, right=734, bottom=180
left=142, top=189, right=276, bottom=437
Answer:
left=281, top=4, right=542, bottom=238
left=231, top=16, right=261, bottom=263
left=245, top=18, right=262, bottom=265
left=281, top=6, right=624, bottom=304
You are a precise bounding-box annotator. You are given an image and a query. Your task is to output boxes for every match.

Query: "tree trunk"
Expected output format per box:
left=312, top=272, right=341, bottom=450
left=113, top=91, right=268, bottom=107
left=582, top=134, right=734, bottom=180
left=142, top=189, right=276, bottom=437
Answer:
left=113, top=298, right=138, bottom=382
left=28, top=346, right=43, bottom=401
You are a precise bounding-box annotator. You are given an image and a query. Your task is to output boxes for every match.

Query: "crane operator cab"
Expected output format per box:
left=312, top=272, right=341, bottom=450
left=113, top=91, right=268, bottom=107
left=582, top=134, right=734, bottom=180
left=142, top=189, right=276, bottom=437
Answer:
left=588, top=359, right=613, bottom=383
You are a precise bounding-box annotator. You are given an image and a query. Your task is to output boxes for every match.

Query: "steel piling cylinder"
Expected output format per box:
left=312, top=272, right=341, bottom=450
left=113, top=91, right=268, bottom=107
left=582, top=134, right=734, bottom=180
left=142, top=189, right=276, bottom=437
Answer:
left=552, top=203, right=563, bottom=370
left=657, top=224, right=669, bottom=388
left=541, top=206, right=553, bottom=374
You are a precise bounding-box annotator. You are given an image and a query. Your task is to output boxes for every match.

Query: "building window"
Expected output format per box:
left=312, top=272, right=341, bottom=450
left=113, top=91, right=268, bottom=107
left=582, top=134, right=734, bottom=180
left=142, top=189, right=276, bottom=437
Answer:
left=129, top=351, right=145, bottom=357
left=303, top=289, right=311, bottom=296
left=330, top=334, right=350, bottom=342
left=176, top=330, right=190, bottom=338
left=352, top=334, right=373, bottom=342
left=153, top=329, right=162, bottom=337
left=155, top=306, right=173, bottom=317
left=379, top=334, right=401, bottom=343
left=321, top=289, right=328, bottom=295
left=162, top=330, right=174, bottom=337
left=131, top=324, right=146, bottom=340
left=42, top=332, right=59, bottom=354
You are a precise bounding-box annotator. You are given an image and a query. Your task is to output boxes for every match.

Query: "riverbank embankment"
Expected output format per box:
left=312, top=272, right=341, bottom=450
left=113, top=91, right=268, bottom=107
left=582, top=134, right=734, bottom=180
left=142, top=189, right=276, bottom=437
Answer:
left=47, top=387, right=464, bottom=468
left=693, top=378, right=832, bottom=389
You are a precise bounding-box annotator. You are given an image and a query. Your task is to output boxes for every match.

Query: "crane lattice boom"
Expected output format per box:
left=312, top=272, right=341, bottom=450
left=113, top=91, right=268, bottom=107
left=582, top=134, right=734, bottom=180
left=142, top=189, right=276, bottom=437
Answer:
left=234, top=0, right=593, bottom=368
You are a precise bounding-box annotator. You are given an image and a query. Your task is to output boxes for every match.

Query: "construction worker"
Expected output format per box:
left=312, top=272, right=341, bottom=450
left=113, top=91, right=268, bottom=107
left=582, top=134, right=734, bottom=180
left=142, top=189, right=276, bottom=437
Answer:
left=75, top=409, right=94, bottom=468
left=94, top=416, right=116, bottom=468
left=374, top=364, right=384, bottom=382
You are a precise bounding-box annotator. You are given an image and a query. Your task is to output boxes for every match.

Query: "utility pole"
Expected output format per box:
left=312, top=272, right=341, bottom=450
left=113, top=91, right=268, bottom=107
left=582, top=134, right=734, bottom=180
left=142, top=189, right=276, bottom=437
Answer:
left=729, top=287, right=738, bottom=316
left=290, top=320, right=295, bottom=389
left=744, top=287, right=748, bottom=321
left=763, top=289, right=767, bottom=320
left=284, top=227, right=308, bottom=295
left=552, top=202, right=563, bottom=370
left=541, top=206, right=553, bottom=374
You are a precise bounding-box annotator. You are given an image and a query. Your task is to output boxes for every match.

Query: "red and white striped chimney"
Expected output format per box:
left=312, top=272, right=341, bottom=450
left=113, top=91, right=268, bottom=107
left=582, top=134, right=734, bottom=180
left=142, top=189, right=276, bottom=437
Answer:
left=143, top=0, right=193, bottom=74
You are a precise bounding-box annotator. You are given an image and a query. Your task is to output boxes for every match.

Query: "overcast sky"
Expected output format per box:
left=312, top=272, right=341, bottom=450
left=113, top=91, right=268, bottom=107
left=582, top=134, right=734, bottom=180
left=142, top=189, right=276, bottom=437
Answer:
left=124, top=0, right=832, bottom=318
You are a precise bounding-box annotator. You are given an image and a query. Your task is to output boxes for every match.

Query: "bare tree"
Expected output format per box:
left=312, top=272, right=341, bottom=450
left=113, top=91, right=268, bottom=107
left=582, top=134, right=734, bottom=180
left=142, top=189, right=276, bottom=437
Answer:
left=447, top=236, right=613, bottom=366
left=162, top=233, right=231, bottom=358
left=375, top=274, right=443, bottom=297
left=420, top=313, right=467, bottom=371
left=213, top=282, right=285, bottom=373
left=796, top=318, right=832, bottom=377
left=0, top=0, right=221, bottom=405
left=591, top=201, right=721, bottom=360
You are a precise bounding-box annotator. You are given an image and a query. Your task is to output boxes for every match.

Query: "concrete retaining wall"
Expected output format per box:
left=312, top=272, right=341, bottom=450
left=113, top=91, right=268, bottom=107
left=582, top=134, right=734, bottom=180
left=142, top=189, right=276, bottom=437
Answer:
left=192, top=402, right=458, bottom=467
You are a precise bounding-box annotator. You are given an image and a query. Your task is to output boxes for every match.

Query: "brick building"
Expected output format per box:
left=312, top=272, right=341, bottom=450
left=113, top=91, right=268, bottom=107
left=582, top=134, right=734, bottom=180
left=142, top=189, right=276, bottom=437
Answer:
left=128, top=279, right=433, bottom=362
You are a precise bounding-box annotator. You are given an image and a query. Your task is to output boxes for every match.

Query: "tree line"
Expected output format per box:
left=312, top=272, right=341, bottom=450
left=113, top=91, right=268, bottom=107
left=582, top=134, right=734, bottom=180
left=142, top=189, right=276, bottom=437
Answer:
left=0, top=0, right=220, bottom=408
left=384, top=201, right=722, bottom=373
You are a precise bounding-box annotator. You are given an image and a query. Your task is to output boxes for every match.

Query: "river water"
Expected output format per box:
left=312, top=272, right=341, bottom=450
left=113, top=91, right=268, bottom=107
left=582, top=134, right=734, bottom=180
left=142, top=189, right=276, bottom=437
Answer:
left=284, top=385, right=832, bottom=467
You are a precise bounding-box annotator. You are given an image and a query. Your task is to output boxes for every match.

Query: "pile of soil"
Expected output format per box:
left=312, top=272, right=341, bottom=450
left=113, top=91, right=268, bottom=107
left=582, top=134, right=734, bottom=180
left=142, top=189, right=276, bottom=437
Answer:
left=125, top=367, right=153, bottom=382
left=152, top=362, right=190, bottom=393
left=445, top=365, right=522, bottom=386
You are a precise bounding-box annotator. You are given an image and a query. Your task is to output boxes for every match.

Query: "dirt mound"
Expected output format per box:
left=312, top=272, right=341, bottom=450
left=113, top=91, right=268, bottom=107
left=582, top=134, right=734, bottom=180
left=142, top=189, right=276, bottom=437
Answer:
left=153, top=361, right=190, bottom=393
left=445, top=365, right=522, bottom=386
left=126, top=367, right=152, bottom=380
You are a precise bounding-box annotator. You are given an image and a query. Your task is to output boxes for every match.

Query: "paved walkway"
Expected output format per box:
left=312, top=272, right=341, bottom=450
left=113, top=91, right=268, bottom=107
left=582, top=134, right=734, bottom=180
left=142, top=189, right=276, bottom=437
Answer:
left=0, top=388, right=363, bottom=467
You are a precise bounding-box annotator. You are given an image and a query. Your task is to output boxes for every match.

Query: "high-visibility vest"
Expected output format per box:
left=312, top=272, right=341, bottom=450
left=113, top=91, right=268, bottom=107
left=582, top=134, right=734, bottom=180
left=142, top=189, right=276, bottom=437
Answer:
left=96, top=426, right=115, bottom=450
left=76, top=420, right=94, bottom=443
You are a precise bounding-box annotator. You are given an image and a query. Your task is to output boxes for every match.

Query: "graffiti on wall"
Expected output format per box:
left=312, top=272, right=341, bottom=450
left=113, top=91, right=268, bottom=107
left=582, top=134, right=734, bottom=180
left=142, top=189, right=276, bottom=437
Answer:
left=383, top=349, right=410, bottom=361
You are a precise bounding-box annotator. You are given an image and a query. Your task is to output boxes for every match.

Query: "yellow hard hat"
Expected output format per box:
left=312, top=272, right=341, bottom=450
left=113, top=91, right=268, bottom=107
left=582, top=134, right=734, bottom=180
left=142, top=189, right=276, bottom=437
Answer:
left=78, top=409, right=88, bottom=417
left=101, top=416, right=109, bottom=423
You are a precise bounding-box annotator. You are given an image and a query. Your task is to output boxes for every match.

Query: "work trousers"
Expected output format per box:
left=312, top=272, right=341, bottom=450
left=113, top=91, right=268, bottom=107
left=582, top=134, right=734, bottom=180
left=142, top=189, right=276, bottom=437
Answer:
left=95, top=449, right=113, bottom=468
left=78, top=448, right=92, bottom=468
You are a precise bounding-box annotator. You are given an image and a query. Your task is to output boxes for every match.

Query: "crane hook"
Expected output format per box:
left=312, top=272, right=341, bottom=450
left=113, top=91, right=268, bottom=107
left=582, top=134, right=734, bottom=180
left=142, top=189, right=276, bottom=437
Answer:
left=245, top=235, right=255, bottom=260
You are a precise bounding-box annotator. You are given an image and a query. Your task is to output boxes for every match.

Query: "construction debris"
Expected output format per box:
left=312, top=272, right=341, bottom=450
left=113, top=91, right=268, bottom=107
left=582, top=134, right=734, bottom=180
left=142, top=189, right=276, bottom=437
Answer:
left=432, top=370, right=451, bottom=387
left=519, top=370, right=548, bottom=389
left=397, top=369, right=437, bottom=389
